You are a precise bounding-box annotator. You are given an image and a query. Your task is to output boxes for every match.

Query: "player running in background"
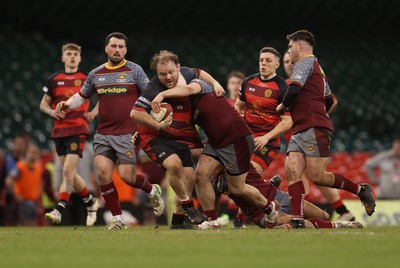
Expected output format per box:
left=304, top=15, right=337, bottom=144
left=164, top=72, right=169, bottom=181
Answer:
left=226, top=71, right=245, bottom=107
left=232, top=47, right=292, bottom=227
left=39, top=43, right=100, bottom=226
left=235, top=47, right=292, bottom=175
left=276, top=30, right=375, bottom=228
left=56, top=33, right=164, bottom=230
left=131, top=50, right=225, bottom=229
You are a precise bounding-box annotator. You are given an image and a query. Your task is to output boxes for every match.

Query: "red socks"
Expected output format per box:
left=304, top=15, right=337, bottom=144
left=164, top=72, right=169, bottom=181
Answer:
left=332, top=173, right=360, bottom=195
left=100, top=182, right=122, bottom=216
left=307, top=218, right=334, bottom=228
left=288, top=181, right=305, bottom=219
left=133, top=173, right=153, bottom=194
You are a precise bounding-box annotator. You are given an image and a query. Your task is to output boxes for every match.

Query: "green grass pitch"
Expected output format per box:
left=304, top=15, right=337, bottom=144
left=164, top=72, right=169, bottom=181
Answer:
left=1, top=225, right=399, bottom=268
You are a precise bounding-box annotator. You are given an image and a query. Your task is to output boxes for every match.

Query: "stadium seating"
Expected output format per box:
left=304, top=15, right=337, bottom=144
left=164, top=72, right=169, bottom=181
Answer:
left=0, top=32, right=397, bottom=154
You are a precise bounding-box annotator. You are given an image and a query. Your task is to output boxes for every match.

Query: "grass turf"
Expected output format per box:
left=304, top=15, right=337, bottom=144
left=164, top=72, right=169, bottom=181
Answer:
left=0, top=225, right=399, bottom=268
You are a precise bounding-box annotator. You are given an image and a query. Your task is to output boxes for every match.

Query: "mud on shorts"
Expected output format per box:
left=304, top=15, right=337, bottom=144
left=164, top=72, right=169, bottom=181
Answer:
left=287, top=127, right=333, bottom=157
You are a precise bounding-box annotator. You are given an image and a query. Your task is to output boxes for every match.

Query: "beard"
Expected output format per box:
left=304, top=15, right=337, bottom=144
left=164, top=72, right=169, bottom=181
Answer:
left=108, top=54, right=123, bottom=65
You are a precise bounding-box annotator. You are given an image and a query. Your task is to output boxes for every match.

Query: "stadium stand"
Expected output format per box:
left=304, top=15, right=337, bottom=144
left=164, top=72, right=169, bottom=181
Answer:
left=1, top=32, right=398, bottom=153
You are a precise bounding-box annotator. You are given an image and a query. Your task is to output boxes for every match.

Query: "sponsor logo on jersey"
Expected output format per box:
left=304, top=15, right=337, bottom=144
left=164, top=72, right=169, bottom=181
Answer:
left=158, top=152, right=166, bottom=158
left=264, top=89, right=272, bottom=98
left=70, top=143, right=78, bottom=151
left=98, top=77, right=106, bottom=81
left=97, top=87, right=128, bottom=95
left=138, top=96, right=151, bottom=106
left=294, top=74, right=302, bottom=80
left=249, top=87, right=255, bottom=92
left=177, top=105, right=183, bottom=110
left=74, top=79, right=82, bottom=87
left=57, top=81, right=65, bottom=86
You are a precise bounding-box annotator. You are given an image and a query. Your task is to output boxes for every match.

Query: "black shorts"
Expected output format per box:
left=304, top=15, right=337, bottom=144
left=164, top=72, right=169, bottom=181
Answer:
left=53, top=135, right=87, bottom=157
left=146, top=138, right=194, bottom=168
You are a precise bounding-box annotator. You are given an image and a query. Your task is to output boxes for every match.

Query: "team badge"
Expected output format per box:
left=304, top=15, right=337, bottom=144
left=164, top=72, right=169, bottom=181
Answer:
left=264, top=89, right=272, bottom=98
left=227, top=162, right=234, bottom=170
left=259, top=146, right=268, bottom=155
left=307, top=145, right=313, bottom=152
left=65, top=89, right=74, bottom=98
left=70, top=143, right=78, bottom=151
left=74, top=79, right=82, bottom=87
left=126, top=150, right=133, bottom=157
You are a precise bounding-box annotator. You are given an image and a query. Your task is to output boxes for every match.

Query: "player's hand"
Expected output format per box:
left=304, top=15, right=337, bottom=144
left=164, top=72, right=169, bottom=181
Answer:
left=276, top=103, right=285, bottom=115
left=158, top=113, right=172, bottom=130
left=254, top=135, right=269, bottom=152
left=53, top=110, right=66, bottom=120
left=84, top=111, right=96, bottom=121
left=213, top=82, right=225, bottom=97
left=131, top=131, right=139, bottom=146
left=151, top=93, right=165, bottom=113
left=56, top=101, right=69, bottom=111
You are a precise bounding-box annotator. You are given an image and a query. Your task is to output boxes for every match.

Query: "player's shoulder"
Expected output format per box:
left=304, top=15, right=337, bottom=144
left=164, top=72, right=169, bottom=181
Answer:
left=46, top=70, right=64, bottom=81
left=125, top=60, right=145, bottom=71
left=243, top=73, right=259, bottom=84
left=272, top=75, right=288, bottom=90
left=88, top=63, right=107, bottom=76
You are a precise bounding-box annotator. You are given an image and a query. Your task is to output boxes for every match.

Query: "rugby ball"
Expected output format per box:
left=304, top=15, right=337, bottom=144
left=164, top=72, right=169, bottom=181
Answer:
left=150, top=102, right=173, bottom=122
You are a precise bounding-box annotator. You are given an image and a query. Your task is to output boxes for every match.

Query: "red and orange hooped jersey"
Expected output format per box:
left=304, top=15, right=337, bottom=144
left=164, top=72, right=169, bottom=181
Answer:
left=239, top=74, right=288, bottom=148
left=43, top=70, right=90, bottom=138
left=134, top=67, right=203, bottom=148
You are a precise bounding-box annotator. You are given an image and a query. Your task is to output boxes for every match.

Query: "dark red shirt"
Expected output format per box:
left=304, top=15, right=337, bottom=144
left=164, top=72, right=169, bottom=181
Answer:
left=193, top=93, right=252, bottom=148
left=79, top=60, right=149, bottom=135
left=289, top=56, right=333, bottom=133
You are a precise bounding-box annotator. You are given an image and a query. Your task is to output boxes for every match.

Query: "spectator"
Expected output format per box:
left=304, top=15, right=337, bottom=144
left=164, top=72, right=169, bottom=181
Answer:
left=365, top=137, right=400, bottom=199
left=5, top=144, right=42, bottom=226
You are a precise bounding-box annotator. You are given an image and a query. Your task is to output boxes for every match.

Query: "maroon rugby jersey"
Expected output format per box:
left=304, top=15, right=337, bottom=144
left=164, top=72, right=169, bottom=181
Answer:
left=192, top=93, right=252, bottom=148
left=239, top=74, right=288, bottom=148
left=79, top=60, right=149, bottom=135
left=289, top=56, right=333, bottom=133
left=43, top=70, right=90, bottom=138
